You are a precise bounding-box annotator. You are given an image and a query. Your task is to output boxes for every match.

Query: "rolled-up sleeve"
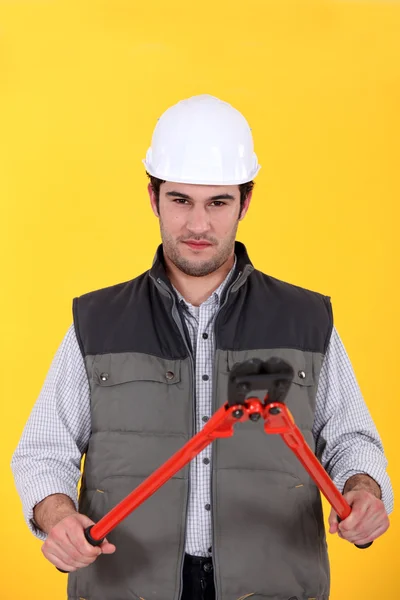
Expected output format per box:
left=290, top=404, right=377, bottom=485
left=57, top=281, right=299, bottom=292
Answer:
left=11, top=325, right=91, bottom=539
left=313, top=327, right=394, bottom=515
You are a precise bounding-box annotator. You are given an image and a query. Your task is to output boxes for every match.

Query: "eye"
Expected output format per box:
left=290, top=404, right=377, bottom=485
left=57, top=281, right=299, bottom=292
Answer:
left=210, top=201, right=226, bottom=207
left=174, top=198, right=190, bottom=205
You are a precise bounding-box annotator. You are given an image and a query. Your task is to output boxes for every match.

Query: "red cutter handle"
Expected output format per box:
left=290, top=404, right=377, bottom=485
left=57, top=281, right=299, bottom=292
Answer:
left=80, top=398, right=371, bottom=551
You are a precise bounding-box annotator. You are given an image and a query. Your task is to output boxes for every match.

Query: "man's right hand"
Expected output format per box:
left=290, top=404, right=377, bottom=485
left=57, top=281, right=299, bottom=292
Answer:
left=41, top=512, right=116, bottom=572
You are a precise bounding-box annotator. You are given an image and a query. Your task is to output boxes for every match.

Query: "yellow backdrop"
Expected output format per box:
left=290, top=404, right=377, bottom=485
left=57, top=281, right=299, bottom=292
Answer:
left=1, top=1, right=398, bottom=598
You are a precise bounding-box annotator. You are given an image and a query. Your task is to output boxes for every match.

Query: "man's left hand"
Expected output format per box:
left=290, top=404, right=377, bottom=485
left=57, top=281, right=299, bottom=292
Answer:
left=328, top=489, right=390, bottom=546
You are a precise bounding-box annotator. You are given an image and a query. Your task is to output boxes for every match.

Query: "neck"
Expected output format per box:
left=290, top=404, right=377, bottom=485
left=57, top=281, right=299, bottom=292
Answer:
left=165, top=253, right=235, bottom=306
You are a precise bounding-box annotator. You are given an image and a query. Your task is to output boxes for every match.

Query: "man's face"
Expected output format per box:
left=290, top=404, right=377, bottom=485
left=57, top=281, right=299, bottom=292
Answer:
left=149, top=182, right=251, bottom=277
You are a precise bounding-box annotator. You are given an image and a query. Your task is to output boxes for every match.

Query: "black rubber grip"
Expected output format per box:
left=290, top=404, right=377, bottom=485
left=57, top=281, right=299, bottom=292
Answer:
left=354, top=541, right=373, bottom=549
left=337, top=515, right=373, bottom=549
left=84, top=524, right=105, bottom=546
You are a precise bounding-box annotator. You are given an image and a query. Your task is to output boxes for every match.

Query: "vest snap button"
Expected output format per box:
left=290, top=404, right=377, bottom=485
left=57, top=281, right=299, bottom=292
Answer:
left=298, top=370, right=306, bottom=379
left=165, top=371, right=174, bottom=380
left=100, top=373, right=109, bottom=382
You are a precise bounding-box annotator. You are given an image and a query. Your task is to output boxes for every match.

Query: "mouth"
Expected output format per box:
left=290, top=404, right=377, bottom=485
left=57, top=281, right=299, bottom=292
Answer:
left=182, top=241, right=213, bottom=251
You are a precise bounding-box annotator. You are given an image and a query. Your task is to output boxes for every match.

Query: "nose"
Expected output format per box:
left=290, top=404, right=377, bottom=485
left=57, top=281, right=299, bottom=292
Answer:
left=186, top=204, right=210, bottom=235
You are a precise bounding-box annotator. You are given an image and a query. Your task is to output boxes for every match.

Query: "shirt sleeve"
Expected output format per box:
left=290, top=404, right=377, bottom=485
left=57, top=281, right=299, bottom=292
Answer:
left=313, top=326, right=394, bottom=515
left=10, top=324, right=91, bottom=540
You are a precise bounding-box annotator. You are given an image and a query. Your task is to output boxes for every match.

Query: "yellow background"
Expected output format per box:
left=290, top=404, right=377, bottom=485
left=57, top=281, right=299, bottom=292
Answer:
left=1, top=0, right=398, bottom=598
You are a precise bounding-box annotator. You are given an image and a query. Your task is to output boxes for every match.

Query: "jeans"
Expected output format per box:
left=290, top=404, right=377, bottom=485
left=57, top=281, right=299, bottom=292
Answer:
left=180, top=554, right=216, bottom=600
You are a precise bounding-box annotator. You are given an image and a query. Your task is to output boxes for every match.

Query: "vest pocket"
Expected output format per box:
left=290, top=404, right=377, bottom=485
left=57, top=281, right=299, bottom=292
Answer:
left=88, top=353, right=191, bottom=437
left=92, top=353, right=182, bottom=387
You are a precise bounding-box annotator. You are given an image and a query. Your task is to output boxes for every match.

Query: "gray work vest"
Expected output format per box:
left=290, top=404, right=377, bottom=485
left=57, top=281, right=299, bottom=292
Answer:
left=67, top=242, right=333, bottom=600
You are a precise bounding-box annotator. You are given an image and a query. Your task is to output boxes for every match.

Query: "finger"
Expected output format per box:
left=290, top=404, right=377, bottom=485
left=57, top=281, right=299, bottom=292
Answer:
left=66, top=523, right=102, bottom=559
left=328, top=508, right=339, bottom=534
left=347, top=521, right=388, bottom=546
left=340, top=504, right=388, bottom=541
left=345, top=512, right=389, bottom=544
left=44, top=549, right=78, bottom=573
left=48, top=531, right=87, bottom=564
left=43, top=542, right=78, bottom=569
left=100, top=539, right=116, bottom=554
left=51, top=528, right=99, bottom=566
left=43, top=543, right=92, bottom=572
left=48, top=550, right=92, bottom=571
left=49, top=539, right=96, bottom=569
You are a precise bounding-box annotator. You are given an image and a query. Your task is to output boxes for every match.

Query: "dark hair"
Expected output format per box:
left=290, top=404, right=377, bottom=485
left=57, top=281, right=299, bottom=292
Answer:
left=147, top=172, right=254, bottom=216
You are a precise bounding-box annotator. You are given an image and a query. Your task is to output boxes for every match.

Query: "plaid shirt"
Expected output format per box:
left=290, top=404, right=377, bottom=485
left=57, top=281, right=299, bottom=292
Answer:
left=11, top=264, right=394, bottom=556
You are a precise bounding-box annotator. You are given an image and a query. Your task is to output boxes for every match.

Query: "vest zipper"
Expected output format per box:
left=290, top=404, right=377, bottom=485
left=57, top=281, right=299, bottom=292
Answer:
left=211, top=270, right=243, bottom=600
left=155, top=277, right=195, bottom=600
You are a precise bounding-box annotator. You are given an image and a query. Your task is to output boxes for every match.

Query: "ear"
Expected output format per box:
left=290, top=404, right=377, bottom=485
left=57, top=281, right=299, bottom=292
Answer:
left=239, top=190, right=253, bottom=221
left=148, top=182, right=159, bottom=217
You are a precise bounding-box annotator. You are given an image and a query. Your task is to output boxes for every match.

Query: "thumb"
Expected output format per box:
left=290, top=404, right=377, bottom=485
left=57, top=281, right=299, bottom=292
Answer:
left=328, top=507, right=339, bottom=534
left=100, top=538, right=116, bottom=554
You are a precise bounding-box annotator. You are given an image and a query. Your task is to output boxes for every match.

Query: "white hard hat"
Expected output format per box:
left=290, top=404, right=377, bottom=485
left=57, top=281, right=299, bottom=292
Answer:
left=143, top=94, right=261, bottom=185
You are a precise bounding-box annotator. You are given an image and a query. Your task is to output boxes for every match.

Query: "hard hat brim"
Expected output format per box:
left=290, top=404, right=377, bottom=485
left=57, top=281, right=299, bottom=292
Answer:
left=143, top=159, right=261, bottom=186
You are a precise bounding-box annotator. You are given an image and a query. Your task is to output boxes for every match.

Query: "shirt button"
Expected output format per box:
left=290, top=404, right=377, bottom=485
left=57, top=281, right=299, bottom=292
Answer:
left=165, top=371, right=175, bottom=380
left=203, top=458, right=210, bottom=465
left=202, top=374, right=209, bottom=381
left=205, top=503, right=211, bottom=511
left=202, top=416, right=209, bottom=423
left=100, top=373, right=109, bottom=382
left=203, top=562, right=213, bottom=573
left=202, top=332, right=208, bottom=339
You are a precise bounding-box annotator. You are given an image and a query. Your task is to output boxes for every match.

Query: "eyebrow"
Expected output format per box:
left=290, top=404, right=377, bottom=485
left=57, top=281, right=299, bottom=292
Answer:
left=165, top=191, right=235, bottom=201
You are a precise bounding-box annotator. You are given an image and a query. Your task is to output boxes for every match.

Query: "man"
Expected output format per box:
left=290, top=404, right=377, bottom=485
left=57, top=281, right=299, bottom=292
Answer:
left=12, top=94, right=393, bottom=600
